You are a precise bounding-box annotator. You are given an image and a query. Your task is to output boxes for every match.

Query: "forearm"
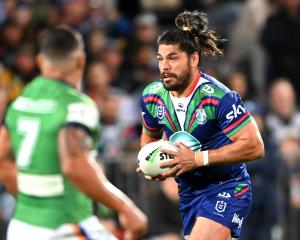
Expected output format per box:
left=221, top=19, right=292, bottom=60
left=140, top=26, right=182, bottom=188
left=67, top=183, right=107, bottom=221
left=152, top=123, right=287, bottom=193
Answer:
left=65, top=156, right=133, bottom=213
left=140, top=131, right=161, bottom=147
left=59, top=128, right=134, bottom=213
left=204, top=137, right=264, bottom=166
left=0, top=160, right=17, bottom=196
left=0, top=127, right=17, bottom=196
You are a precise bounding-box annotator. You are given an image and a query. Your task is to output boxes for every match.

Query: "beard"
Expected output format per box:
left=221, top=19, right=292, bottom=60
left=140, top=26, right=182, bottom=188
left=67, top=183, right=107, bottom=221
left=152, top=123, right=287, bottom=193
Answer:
left=161, top=66, right=192, bottom=92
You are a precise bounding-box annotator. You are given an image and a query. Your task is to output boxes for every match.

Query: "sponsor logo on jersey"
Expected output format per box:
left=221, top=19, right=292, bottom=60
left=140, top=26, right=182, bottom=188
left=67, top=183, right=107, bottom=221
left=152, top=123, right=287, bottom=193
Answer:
left=178, top=103, right=184, bottom=108
left=196, top=109, right=207, bottom=125
left=157, top=105, right=165, bottom=120
left=169, top=131, right=201, bottom=151
left=150, top=84, right=163, bottom=93
left=13, top=97, right=57, bottom=114
left=217, top=192, right=231, bottom=199
left=226, top=104, right=246, bottom=122
left=202, top=85, right=214, bottom=94
left=232, top=213, right=243, bottom=228
left=215, top=200, right=227, bottom=213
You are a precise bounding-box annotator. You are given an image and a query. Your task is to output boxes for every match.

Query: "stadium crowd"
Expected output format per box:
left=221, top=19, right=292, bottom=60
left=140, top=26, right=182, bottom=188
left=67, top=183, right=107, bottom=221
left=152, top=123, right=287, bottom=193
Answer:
left=0, top=0, right=300, bottom=239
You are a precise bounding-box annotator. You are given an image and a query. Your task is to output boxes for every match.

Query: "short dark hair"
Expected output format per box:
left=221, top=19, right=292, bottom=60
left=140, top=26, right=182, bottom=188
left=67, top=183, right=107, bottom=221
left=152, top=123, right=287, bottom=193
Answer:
left=157, top=10, right=223, bottom=62
left=39, top=26, right=83, bottom=60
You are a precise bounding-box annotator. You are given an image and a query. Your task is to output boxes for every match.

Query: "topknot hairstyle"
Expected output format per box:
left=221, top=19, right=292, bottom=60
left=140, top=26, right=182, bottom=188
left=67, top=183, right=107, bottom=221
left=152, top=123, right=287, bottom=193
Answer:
left=157, top=10, right=223, bottom=61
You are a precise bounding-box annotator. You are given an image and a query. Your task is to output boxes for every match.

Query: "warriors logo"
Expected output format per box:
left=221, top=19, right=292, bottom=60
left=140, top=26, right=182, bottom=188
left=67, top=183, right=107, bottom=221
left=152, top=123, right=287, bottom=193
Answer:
left=196, top=109, right=207, bottom=125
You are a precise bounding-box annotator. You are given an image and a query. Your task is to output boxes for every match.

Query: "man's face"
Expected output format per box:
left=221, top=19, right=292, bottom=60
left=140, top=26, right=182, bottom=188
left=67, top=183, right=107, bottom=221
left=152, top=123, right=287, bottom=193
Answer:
left=157, top=44, right=193, bottom=92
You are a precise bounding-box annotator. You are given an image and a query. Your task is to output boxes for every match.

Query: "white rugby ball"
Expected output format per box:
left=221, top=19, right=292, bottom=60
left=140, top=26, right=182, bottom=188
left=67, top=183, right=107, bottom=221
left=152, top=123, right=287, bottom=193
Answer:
left=137, top=141, right=178, bottom=176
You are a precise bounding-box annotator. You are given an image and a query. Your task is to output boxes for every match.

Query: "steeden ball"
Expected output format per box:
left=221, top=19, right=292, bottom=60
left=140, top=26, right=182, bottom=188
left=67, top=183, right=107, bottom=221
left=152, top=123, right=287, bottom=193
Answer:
left=137, top=141, right=179, bottom=176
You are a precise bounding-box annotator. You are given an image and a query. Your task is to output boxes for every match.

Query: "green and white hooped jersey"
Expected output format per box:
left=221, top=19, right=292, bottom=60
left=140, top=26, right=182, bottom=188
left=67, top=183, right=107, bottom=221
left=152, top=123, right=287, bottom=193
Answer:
left=5, top=76, right=100, bottom=228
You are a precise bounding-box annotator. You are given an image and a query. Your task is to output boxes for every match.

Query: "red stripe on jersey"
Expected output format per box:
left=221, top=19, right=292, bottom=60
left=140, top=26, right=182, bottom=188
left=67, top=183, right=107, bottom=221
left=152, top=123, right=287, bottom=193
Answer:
left=202, top=98, right=220, bottom=106
left=234, top=185, right=250, bottom=197
left=144, top=95, right=178, bottom=132
left=223, top=112, right=250, bottom=134
left=144, top=96, right=163, bottom=105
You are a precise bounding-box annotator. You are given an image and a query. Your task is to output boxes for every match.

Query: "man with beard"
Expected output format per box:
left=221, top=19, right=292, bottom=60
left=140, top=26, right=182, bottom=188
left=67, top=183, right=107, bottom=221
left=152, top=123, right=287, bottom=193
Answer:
left=139, top=10, right=264, bottom=240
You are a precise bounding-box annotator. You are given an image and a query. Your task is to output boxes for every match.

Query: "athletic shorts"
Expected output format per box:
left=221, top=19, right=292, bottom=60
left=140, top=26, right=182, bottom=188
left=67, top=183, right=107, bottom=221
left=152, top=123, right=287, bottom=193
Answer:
left=179, top=179, right=252, bottom=239
left=7, top=215, right=117, bottom=240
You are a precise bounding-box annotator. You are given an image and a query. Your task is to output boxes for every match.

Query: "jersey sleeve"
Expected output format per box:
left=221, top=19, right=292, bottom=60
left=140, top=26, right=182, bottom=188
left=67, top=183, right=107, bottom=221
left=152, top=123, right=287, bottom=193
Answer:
left=216, top=92, right=252, bottom=137
left=65, top=101, right=100, bottom=144
left=140, top=96, right=163, bottom=136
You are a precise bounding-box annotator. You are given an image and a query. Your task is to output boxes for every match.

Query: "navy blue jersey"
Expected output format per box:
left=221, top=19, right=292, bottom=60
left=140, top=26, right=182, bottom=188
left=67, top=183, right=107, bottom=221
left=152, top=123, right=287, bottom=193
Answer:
left=140, top=72, right=253, bottom=197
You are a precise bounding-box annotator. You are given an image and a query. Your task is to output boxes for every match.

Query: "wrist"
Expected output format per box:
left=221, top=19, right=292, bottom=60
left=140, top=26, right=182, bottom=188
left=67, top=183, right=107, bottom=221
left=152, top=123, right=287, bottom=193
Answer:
left=194, top=150, right=209, bottom=167
left=118, top=198, right=135, bottom=214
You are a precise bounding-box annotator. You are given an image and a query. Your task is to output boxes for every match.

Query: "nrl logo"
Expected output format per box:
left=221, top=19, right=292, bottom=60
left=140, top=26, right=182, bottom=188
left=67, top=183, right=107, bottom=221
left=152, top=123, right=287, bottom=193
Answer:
left=196, top=109, right=207, bottom=125
left=157, top=105, right=165, bottom=120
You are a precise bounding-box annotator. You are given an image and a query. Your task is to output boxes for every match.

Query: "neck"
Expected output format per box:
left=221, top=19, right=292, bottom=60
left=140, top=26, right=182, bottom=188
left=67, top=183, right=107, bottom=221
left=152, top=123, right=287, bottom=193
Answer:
left=171, top=70, right=200, bottom=98
left=41, top=68, right=80, bottom=89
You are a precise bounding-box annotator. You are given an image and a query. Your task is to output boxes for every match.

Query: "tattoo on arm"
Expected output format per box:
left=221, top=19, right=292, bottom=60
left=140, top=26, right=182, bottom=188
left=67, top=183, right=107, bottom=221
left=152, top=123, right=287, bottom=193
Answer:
left=64, top=126, right=93, bottom=156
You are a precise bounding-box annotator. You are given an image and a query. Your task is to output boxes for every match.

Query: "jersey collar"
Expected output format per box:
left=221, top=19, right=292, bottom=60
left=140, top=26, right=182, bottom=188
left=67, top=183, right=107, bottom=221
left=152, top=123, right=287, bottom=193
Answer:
left=171, top=71, right=201, bottom=98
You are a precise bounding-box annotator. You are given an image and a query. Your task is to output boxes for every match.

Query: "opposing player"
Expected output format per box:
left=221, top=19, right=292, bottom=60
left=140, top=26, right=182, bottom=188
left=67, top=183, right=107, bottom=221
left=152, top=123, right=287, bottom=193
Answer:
left=139, top=10, right=264, bottom=240
left=0, top=27, right=147, bottom=240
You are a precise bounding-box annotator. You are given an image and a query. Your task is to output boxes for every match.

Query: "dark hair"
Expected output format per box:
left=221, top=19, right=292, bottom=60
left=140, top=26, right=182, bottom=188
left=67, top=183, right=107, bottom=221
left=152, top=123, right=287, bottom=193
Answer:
left=39, top=26, right=83, bottom=60
left=157, top=10, right=223, bottom=60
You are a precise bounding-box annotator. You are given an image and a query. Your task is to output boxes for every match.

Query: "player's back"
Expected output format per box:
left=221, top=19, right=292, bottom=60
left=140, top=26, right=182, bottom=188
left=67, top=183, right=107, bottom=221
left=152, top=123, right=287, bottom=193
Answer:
left=5, top=76, right=98, bottom=228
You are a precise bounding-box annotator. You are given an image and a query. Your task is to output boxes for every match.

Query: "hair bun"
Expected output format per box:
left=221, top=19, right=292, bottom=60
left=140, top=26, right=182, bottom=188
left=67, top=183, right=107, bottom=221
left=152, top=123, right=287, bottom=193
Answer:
left=175, top=10, right=208, bottom=34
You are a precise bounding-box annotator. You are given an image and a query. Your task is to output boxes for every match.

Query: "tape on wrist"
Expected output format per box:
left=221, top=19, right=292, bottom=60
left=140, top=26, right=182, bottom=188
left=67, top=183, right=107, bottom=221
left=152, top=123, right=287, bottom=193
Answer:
left=202, top=150, right=209, bottom=166
left=194, top=151, right=200, bottom=167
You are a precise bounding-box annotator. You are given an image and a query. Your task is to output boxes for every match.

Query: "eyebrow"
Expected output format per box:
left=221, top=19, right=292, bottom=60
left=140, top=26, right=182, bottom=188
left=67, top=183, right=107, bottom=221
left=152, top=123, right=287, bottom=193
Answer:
left=156, top=52, right=180, bottom=57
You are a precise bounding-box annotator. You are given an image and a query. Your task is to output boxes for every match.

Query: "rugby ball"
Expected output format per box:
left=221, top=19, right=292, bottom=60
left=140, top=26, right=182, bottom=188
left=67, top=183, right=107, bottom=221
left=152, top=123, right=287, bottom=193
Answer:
left=137, top=141, right=178, bottom=176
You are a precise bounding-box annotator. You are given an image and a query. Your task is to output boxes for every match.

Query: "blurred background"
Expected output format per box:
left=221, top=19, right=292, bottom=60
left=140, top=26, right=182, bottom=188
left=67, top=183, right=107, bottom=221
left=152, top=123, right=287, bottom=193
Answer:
left=0, top=0, right=300, bottom=239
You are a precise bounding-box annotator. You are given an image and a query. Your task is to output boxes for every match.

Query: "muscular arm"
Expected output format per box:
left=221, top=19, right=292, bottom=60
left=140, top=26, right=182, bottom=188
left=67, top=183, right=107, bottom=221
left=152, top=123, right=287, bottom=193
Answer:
left=160, top=120, right=264, bottom=177
left=0, top=126, right=17, bottom=196
left=140, top=131, right=162, bottom=147
left=59, top=126, right=147, bottom=236
left=59, top=126, right=138, bottom=212
left=206, top=119, right=264, bottom=164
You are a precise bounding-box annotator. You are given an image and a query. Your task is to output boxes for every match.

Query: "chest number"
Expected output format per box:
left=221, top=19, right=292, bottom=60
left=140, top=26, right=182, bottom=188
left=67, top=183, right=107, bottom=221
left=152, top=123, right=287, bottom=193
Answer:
left=17, top=117, right=41, bottom=168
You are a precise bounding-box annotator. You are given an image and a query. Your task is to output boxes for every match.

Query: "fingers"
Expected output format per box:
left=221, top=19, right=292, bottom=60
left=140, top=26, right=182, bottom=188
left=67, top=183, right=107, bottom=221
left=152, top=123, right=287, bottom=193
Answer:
left=145, top=174, right=166, bottom=181
left=160, top=159, right=176, bottom=168
left=160, top=148, right=178, bottom=156
left=176, top=165, right=185, bottom=176
left=175, top=142, right=188, bottom=148
left=161, top=164, right=181, bottom=178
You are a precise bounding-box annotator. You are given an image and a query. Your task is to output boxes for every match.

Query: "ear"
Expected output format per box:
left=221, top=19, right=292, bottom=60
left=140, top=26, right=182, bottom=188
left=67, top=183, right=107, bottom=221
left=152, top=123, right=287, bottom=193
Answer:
left=35, top=54, right=43, bottom=69
left=76, top=52, right=86, bottom=71
left=191, top=52, right=200, bottom=67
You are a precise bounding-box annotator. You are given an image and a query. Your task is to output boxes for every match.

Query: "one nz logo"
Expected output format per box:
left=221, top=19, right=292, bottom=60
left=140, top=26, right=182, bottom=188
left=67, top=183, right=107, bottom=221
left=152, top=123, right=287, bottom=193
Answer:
left=157, top=105, right=165, bottom=120
left=196, top=109, right=207, bottom=125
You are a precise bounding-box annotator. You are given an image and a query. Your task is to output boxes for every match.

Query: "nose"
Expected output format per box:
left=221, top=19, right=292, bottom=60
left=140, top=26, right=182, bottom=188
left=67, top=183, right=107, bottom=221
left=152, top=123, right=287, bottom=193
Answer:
left=160, top=59, right=170, bottom=71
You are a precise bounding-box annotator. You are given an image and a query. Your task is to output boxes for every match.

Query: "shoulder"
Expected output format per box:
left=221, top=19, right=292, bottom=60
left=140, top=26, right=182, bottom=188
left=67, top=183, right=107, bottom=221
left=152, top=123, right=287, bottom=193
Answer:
left=198, top=73, right=231, bottom=102
left=142, top=80, right=165, bottom=97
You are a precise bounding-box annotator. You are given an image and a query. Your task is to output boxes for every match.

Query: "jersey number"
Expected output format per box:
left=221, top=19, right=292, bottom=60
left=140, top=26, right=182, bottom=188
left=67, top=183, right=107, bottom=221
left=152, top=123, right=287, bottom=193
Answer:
left=17, top=117, right=40, bottom=168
